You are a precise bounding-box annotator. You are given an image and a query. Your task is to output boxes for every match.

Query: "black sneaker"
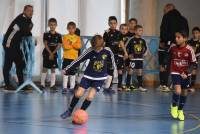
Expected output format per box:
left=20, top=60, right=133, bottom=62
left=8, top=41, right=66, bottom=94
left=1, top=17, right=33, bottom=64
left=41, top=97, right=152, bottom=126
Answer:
left=50, top=85, right=58, bottom=92
left=3, top=85, right=16, bottom=92
left=40, top=85, right=45, bottom=91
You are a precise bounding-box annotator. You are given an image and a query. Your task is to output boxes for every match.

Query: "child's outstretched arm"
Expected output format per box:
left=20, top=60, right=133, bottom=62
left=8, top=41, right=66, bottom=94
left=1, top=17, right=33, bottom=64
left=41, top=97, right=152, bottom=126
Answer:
left=64, top=47, right=93, bottom=73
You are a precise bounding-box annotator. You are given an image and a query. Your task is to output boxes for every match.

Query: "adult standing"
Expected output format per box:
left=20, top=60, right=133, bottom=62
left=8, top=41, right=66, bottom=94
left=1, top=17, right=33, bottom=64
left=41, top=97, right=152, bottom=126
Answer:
left=2, top=5, right=33, bottom=91
left=158, top=3, right=189, bottom=92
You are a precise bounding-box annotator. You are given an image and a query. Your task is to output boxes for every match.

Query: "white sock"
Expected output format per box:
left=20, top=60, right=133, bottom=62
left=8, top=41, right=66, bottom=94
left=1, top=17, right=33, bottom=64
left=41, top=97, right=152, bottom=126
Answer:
left=70, top=75, right=76, bottom=89
left=50, top=73, right=56, bottom=87
left=104, top=75, right=112, bottom=89
left=63, top=75, right=69, bottom=89
left=41, top=73, right=47, bottom=87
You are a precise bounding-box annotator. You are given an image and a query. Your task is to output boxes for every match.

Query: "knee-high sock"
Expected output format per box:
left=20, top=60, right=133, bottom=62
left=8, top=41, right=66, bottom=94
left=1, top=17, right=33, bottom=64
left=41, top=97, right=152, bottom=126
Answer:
left=159, top=71, right=164, bottom=85
left=50, top=73, right=56, bottom=87
left=63, top=75, right=69, bottom=89
left=137, top=75, right=142, bottom=87
left=163, top=71, right=169, bottom=86
left=118, top=74, right=123, bottom=88
left=178, top=95, right=187, bottom=110
left=70, top=75, right=76, bottom=89
left=81, top=99, right=92, bottom=110
left=172, top=92, right=180, bottom=107
left=126, top=74, right=132, bottom=87
left=41, top=73, right=47, bottom=87
left=68, top=95, right=80, bottom=112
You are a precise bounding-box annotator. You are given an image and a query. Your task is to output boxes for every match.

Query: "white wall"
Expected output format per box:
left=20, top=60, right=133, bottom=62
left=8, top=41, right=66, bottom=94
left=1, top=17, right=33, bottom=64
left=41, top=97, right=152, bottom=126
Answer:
left=79, top=0, right=121, bottom=36
left=129, top=0, right=157, bottom=36
left=47, top=0, right=79, bottom=34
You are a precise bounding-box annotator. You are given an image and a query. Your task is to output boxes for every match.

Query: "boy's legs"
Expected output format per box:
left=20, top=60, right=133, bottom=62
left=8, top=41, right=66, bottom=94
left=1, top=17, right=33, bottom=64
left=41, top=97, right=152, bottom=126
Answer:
left=50, top=68, right=56, bottom=87
left=126, top=67, right=133, bottom=91
left=60, top=77, right=89, bottom=119
left=171, top=74, right=188, bottom=120
left=116, top=56, right=124, bottom=91
left=81, top=88, right=96, bottom=110
left=60, top=86, right=85, bottom=119
left=159, top=51, right=170, bottom=91
left=41, top=67, right=48, bottom=88
left=62, top=59, right=70, bottom=92
left=81, top=79, right=104, bottom=110
left=117, top=69, right=123, bottom=91
left=135, top=60, right=147, bottom=92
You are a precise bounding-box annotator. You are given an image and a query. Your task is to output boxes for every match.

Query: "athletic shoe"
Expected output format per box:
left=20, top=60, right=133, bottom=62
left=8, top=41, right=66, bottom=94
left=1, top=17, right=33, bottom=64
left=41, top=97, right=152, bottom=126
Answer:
left=50, top=85, right=58, bottom=92
left=162, top=85, right=171, bottom=92
left=170, top=105, right=178, bottom=119
left=62, top=88, right=68, bottom=94
left=139, top=87, right=148, bottom=92
left=178, top=110, right=185, bottom=121
left=60, top=110, right=72, bottom=119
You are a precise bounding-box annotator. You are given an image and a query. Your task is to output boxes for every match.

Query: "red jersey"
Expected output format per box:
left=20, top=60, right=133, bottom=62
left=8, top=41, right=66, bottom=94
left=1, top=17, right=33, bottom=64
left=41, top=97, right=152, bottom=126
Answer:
left=169, top=44, right=196, bottom=75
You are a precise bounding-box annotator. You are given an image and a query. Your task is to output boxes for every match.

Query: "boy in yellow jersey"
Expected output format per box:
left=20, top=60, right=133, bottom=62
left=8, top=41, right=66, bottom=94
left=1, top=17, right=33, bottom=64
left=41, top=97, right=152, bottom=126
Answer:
left=62, top=22, right=82, bottom=93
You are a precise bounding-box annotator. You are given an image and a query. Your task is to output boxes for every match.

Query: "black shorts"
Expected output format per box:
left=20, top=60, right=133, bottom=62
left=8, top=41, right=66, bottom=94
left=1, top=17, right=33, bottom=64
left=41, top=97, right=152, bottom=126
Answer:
left=80, top=77, right=105, bottom=92
left=62, top=59, right=77, bottom=75
left=125, top=59, right=130, bottom=68
left=158, top=50, right=170, bottom=66
left=171, top=74, right=190, bottom=89
left=115, top=56, right=124, bottom=70
left=43, top=55, right=58, bottom=69
left=130, top=60, right=143, bottom=69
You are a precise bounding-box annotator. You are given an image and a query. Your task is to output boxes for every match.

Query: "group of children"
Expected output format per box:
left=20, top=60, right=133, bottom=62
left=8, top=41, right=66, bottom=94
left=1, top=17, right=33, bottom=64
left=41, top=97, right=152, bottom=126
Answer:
left=40, top=16, right=200, bottom=121
left=40, top=16, right=149, bottom=94
left=40, top=19, right=81, bottom=94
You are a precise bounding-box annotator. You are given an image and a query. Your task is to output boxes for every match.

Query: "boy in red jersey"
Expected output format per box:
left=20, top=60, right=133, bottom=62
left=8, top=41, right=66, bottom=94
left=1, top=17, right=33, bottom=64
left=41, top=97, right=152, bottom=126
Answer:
left=170, top=30, right=197, bottom=121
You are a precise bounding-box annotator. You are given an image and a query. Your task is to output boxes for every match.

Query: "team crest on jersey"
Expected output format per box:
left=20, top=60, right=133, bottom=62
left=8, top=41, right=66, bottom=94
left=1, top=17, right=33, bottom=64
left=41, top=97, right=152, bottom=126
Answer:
left=102, top=54, right=107, bottom=60
left=93, top=61, right=104, bottom=72
left=134, top=44, right=142, bottom=53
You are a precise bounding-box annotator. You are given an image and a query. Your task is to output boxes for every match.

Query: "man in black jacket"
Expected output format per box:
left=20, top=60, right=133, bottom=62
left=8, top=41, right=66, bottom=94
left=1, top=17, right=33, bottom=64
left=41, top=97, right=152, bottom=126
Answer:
left=159, top=3, right=189, bottom=92
left=2, top=5, right=33, bottom=90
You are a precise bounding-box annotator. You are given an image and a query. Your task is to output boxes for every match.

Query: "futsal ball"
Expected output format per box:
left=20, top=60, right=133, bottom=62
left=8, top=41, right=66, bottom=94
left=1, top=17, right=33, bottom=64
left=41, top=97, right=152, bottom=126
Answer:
left=72, top=109, right=89, bottom=125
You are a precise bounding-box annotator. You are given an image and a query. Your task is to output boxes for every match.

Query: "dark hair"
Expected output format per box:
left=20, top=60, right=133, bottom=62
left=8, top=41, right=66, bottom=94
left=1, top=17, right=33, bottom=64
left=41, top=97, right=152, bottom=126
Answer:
left=108, top=16, right=117, bottom=23
left=176, top=30, right=188, bottom=38
left=67, top=21, right=76, bottom=29
left=90, top=35, right=103, bottom=47
left=192, top=26, right=200, bottom=32
left=128, top=18, right=138, bottom=24
left=134, top=25, right=143, bottom=30
left=48, top=18, right=57, bottom=24
left=24, top=5, right=33, bottom=11
left=120, top=23, right=128, bottom=29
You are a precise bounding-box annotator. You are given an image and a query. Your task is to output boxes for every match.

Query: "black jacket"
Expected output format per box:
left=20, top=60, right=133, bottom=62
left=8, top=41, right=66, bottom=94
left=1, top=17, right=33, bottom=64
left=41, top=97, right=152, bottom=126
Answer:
left=160, top=9, right=189, bottom=44
left=2, top=13, right=33, bottom=50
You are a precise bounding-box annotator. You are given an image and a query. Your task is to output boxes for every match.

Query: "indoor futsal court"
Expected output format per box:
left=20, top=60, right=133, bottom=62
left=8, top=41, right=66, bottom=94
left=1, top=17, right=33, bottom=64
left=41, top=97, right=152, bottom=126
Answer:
left=0, top=0, right=200, bottom=134
left=0, top=88, right=200, bottom=134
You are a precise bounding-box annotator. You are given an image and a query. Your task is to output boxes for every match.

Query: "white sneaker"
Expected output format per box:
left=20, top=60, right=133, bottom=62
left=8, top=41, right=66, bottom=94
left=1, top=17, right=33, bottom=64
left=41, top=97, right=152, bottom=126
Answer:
left=157, top=85, right=163, bottom=91
left=139, top=87, right=148, bottom=92
left=162, top=85, right=171, bottom=92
